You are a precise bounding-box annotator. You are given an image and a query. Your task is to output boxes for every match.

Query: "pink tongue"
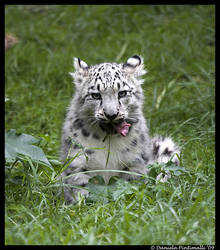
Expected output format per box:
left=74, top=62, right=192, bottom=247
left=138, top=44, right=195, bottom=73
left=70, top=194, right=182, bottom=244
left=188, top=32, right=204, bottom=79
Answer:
left=114, top=121, right=131, bottom=136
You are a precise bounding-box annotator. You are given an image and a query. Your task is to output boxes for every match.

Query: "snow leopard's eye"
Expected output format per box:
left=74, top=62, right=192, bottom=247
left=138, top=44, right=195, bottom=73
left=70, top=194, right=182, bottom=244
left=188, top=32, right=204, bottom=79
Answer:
left=91, top=93, right=102, bottom=100
left=118, top=91, right=127, bottom=99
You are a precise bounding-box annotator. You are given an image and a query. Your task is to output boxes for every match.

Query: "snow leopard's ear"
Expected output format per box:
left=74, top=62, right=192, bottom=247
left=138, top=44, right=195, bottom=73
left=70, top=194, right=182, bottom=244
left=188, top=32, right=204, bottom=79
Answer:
left=69, top=57, right=89, bottom=85
left=122, top=55, right=147, bottom=82
left=74, top=57, right=88, bottom=72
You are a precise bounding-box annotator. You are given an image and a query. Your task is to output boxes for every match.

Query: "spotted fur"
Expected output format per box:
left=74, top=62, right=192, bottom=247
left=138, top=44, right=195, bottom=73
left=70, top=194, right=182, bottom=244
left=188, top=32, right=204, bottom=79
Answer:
left=60, top=55, right=180, bottom=203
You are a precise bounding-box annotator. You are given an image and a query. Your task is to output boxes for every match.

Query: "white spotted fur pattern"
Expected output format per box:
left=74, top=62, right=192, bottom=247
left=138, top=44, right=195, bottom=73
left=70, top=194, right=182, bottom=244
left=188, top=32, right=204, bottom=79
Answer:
left=60, top=55, right=180, bottom=203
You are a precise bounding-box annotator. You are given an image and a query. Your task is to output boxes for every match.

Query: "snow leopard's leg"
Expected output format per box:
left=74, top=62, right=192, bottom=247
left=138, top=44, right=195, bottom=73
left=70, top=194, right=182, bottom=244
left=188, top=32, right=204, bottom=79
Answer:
left=152, top=136, right=180, bottom=182
left=60, top=131, right=93, bottom=203
left=60, top=141, right=91, bottom=203
left=61, top=163, right=90, bottom=204
left=120, top=160, right=150, bottom=181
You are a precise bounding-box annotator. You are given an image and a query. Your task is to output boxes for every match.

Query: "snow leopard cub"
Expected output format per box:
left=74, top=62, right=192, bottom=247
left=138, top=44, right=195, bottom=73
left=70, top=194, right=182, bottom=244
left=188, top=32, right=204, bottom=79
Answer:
left=60, top=55, right=180, bottom=204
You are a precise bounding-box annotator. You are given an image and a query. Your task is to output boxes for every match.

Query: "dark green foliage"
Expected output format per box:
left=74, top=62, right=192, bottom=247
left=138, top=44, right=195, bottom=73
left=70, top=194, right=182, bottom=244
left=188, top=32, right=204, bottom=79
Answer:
left=5, top=5, right=215, bottom=245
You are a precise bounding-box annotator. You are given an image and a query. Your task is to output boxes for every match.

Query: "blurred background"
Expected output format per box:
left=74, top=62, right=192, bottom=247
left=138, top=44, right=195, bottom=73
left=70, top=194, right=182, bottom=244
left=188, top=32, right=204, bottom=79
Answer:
left=5, top=5, right=215, bottom=157
left=5, top=5, right=215, bottom=245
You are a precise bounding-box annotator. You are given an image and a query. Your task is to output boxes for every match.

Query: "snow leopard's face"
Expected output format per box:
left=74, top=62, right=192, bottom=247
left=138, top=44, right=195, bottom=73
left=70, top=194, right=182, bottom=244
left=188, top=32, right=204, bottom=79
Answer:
left=69, top=55, right=147, bottom=135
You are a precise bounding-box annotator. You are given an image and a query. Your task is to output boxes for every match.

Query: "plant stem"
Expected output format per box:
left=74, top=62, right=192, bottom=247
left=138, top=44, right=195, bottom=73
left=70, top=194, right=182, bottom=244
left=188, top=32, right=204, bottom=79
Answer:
left=105, top=135, right=111, bottom=168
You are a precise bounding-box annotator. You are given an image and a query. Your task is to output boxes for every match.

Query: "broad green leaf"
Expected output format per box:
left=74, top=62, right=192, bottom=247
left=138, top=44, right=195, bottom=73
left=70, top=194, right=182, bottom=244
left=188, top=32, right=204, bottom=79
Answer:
left=87, top=176, right=109, bottom=203
left=110, top=179, right=138, bottom=201
left=86, top=175, right=139, bottom=203
left=5, top=129, right=51, bottom=167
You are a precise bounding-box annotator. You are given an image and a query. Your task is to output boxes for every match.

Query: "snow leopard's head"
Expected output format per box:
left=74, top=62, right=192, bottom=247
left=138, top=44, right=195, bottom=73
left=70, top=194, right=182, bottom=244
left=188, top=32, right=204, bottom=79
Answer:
left=69, top=55, right=147, bottom=136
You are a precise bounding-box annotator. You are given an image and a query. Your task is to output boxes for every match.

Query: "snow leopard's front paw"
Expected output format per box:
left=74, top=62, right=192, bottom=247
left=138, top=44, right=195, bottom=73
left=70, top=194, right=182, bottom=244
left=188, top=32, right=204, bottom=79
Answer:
left=61, top=169, right=90, bottom=204
left=152, top=136, right=180, bottom=183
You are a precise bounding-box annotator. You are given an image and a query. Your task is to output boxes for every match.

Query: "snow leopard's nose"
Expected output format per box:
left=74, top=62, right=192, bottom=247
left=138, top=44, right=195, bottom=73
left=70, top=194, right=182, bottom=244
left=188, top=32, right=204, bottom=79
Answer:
left=104, top=110, right=119, bottom=121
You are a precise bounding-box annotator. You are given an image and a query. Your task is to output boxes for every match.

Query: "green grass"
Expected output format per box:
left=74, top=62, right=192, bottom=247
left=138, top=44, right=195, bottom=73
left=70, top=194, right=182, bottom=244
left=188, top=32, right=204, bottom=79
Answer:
left=5, top=5, right=215, bottom=245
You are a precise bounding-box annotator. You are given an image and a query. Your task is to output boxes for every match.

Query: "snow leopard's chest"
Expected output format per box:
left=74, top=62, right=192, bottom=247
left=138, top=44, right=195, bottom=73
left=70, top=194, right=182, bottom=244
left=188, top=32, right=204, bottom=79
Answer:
left=74, top=129, right=143, bottom=182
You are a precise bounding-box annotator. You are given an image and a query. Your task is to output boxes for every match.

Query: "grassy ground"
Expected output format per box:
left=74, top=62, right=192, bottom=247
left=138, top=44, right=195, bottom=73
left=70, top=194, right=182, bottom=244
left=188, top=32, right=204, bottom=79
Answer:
left=5, top=5, right=215, bottom=245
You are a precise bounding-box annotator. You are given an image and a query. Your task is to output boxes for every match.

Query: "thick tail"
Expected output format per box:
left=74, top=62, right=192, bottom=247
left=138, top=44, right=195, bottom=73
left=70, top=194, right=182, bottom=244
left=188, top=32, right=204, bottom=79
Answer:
left=152, top=136, right=180, bottom=182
